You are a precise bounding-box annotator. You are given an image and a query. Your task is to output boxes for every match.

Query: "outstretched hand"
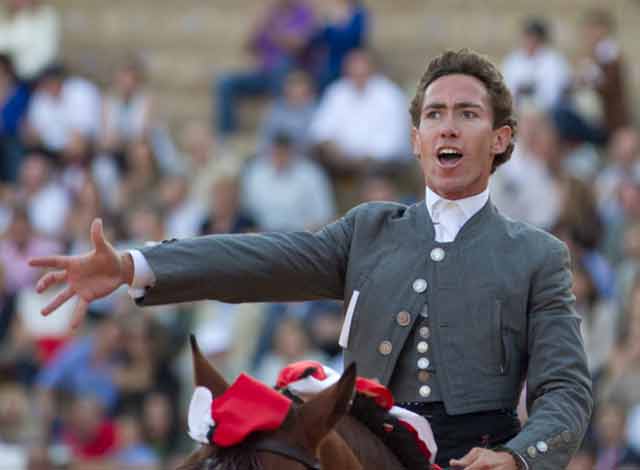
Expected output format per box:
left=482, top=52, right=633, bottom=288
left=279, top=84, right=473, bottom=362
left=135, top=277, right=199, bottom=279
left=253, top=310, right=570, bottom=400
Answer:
left=29, top=219, right=132, bottom=328
left=450, top=448, right=517, bottom=469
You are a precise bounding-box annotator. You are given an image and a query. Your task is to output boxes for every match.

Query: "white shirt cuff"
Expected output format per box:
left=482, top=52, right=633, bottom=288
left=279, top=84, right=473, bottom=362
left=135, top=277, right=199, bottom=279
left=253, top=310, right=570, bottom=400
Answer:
left=127, top=249, right=156, bottom=299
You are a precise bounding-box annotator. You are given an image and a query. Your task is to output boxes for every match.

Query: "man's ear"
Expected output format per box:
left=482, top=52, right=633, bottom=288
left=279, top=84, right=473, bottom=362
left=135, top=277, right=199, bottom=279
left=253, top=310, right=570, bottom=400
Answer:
left=492, top=125, right=512, bottom=155
left=298, top=363, right=357, bottom=448
left=411, top=126, right=422, bottom=158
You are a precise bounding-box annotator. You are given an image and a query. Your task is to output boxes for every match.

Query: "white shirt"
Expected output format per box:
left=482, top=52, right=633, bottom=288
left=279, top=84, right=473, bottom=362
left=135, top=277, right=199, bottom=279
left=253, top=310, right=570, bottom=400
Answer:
left=0, top=5, right=60, bottom=79
left=425, top=186, right=489, bottom=243
left=128, top=186, right=489, bottom=297
left=502, top=46, right=571, bottom=111
left=242, top=156, right=336, bottom=232
left=28, top=77, right=102, bottom=151
left=310, top=75, right=411, bottom=161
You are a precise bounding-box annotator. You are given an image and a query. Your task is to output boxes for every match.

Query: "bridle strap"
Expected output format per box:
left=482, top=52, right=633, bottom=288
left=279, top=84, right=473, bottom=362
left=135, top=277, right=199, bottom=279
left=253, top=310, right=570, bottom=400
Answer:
left=254, top=437, right=321, bottom=470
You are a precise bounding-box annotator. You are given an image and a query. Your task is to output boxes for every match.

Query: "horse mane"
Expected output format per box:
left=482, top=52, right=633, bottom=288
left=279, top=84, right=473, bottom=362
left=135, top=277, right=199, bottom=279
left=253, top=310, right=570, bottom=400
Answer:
left=335, top=414, right=406, bottom=470
left=176, top=441, right=263, bottom=470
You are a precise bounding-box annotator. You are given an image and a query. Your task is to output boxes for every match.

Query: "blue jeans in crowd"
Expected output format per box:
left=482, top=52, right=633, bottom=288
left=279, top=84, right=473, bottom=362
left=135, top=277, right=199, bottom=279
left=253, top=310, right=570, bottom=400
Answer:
left=214, top=61, right=292, bottom=137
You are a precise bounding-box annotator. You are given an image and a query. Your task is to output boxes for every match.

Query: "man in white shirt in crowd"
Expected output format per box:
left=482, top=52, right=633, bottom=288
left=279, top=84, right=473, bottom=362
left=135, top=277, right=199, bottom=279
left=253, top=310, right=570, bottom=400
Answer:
left=310, top=48, right=411, bottom=177
left=502, top=17, right=571, bottom=111
left=25, top=64, right=102, bottom=155
left=242, top=131, right=336, bottom=232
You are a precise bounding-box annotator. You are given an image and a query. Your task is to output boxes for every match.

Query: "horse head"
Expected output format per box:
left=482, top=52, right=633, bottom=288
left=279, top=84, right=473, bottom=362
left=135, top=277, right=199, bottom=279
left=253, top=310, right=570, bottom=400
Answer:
left=178, top=335, right=357, bottom=470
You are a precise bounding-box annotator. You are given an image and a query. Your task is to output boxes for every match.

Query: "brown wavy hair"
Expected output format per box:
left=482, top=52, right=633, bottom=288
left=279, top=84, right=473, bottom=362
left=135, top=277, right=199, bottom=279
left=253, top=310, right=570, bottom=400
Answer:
left=409, top=49, right=518, bottom=173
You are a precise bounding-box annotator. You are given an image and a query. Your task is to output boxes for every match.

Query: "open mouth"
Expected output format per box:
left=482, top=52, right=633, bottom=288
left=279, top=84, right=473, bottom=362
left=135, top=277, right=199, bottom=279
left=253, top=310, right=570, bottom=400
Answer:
left=437, top=148, right=464, bottom=167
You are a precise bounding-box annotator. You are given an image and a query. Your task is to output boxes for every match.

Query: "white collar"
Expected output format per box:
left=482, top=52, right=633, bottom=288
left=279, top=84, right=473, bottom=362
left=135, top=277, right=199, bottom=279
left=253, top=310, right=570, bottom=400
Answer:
left=425, top=186, right=489, bottom=222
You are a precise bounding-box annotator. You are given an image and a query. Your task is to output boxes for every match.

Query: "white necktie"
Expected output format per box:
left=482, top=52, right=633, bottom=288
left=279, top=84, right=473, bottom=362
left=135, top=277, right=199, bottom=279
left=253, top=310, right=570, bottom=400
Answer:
left=433, top=201, right=466, bottom=243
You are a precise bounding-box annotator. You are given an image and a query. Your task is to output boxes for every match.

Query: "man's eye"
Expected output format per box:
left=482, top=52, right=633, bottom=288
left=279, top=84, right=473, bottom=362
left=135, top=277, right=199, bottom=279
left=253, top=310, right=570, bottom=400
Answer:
left=462, top=110, right=477, bottom=119
left=425, top=111, right=440, bottom=119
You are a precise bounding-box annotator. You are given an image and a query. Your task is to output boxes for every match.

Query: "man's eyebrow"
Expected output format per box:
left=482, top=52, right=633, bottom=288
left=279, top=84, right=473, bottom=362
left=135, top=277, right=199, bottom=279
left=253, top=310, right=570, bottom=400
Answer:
left=422, top=101, right=485, bottom=111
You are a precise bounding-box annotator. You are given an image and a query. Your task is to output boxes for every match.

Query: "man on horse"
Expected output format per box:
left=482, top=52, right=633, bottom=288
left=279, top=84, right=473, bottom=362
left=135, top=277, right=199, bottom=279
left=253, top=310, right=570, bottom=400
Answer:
left=31, top=49, right=592, bottom=469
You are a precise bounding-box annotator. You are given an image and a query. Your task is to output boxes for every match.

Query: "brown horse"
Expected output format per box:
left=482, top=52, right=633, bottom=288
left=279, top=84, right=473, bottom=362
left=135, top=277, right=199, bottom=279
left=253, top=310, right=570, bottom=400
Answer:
left=178, top=336, right=405, bottom=470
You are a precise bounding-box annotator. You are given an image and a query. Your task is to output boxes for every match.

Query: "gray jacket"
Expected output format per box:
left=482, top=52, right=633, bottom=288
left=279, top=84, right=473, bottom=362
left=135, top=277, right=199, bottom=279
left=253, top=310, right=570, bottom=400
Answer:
left=139, top=200, right=592, bottom=469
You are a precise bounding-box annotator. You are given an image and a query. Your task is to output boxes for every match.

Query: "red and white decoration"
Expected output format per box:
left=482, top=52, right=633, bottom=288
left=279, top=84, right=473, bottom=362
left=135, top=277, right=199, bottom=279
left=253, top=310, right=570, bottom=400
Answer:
left=188, top=373, right=292, bottom=447
left=277, top=361, right=438, bottom=464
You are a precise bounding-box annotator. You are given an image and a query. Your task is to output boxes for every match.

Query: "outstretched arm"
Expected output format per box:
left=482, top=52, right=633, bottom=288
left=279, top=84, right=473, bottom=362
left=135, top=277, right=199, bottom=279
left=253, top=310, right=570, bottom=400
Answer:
left=29, top=219, right=134, bottom=327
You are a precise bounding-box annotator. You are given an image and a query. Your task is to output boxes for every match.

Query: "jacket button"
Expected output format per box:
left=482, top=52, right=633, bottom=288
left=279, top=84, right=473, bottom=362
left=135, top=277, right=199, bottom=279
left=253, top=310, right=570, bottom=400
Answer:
left=527, top=446, right=537, bottom=459
left=430, top=247, right=445, bottom=262
left=418, top=371, right=431, bottom=383
left=419, top=326, right=431, bottom=338
left=417, top=357, right=430, bottom=369
left=536, top=441, right=548, bottom=453
left=396, top=311, right=411, bottom=326
left=419, top=385, right=431, bottom=398
left=417, top=341, right=429, bottom=353
left=378, top=341, right=393, bottom=356
left=412, top=278, right=427, bottom=293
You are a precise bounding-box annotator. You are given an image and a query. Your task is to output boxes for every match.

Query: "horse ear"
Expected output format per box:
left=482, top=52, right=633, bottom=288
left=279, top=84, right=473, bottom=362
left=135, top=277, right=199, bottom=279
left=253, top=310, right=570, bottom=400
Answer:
left=298, top=363, right=357, bottom=448
left=190, top=334, right=229, bottom=395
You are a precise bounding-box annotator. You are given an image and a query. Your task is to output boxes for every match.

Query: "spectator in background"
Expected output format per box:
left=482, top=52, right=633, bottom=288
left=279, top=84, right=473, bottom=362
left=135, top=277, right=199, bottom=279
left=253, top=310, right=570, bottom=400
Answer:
left=0, top=262, right=15, bottom=343
left=310, top=49, right=411, bottom=176
left=0, top=0, right=59, bottom=80
left=572, top=260, right=618, bottom=373
left=555, top=177, right=615, bottom=300
left=254, top=316, right=326, bottom=385
left=199, top=173, right=256, bottom=235
left=596, top=127, right=640, bottom=223
left=15, top=153, right=70, bottom=237
left=36, top=315, right=122, bottom=415
left=593, top=401, right=640, bottom=470
left=114, top=138, right=163, bottom=211
left=214, top=0, right=317, bottom=138
left=308, top=0, right=368, bottom=92
left=180, top=120, right=233, bottom=209
left=63, top=395, right=118, bottom=465
left=603, top=177, right=640, bottom=267
left=358, top=172, right=401, bottom=203
left=593, top=280, right=640, bottom=411
left=113, top=314, right=180, bottom=415
left=101, top=57, right=181, bottom=176
left=0, top=382, right=30, bottom=469
left=257, top=69, right=317, bottom=156
left=0, top=54, right=30, bottom=183
left=0, top=205, right=60, bottom=297
left=101, top=58, right=153, bottom=159
left=490, top=106, right=563, bottom=229
left=577, top=8, right=631, bottom=134
left=112, top=414, right=160, bottom=470
left=141, top=392, right=182, bottom=462
left=157, top=174, right=206, bottom=239
left=502, top=17, right=571, bottom=111
left=25, top=64, right=101, bottom=155
left=242, top=131, right=335, bottom=231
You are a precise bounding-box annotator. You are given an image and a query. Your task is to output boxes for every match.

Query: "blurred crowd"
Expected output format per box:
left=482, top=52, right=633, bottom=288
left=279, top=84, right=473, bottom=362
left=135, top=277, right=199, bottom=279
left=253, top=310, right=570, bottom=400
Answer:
left=0, top=0, right=638, bottom=469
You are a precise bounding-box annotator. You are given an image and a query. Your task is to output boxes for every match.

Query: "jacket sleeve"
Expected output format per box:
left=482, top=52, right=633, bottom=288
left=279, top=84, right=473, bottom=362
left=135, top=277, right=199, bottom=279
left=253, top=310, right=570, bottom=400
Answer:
left=504, top=239, right=593, bottom=469
left=136, top=209, right=356, bottom=306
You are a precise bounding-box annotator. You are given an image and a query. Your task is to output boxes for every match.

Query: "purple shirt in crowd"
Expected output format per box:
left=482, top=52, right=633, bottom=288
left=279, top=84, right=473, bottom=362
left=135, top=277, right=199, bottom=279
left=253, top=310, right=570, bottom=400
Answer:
left=250, top=1, right=316, bottom=71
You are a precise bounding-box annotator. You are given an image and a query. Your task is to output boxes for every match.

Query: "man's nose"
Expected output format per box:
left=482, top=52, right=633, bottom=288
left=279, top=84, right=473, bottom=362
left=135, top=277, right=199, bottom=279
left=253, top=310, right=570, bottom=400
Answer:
left=439, top=117, right=460, bottom=138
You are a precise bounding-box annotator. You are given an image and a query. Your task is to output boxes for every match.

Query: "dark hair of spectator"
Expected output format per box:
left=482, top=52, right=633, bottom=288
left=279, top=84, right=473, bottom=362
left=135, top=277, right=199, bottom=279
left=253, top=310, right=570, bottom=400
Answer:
left=0, top=54, right=17, bottom=82
left=523, top=17, right=549, bottom=42
left=409, top=49, right=518, bottom=173
left=37, top=63, right=67, bottom=85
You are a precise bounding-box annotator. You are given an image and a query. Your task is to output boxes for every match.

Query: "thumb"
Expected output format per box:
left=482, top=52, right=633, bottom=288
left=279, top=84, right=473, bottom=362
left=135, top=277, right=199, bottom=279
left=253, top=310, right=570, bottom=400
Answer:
left=90, top=218, right=107, bottom=251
